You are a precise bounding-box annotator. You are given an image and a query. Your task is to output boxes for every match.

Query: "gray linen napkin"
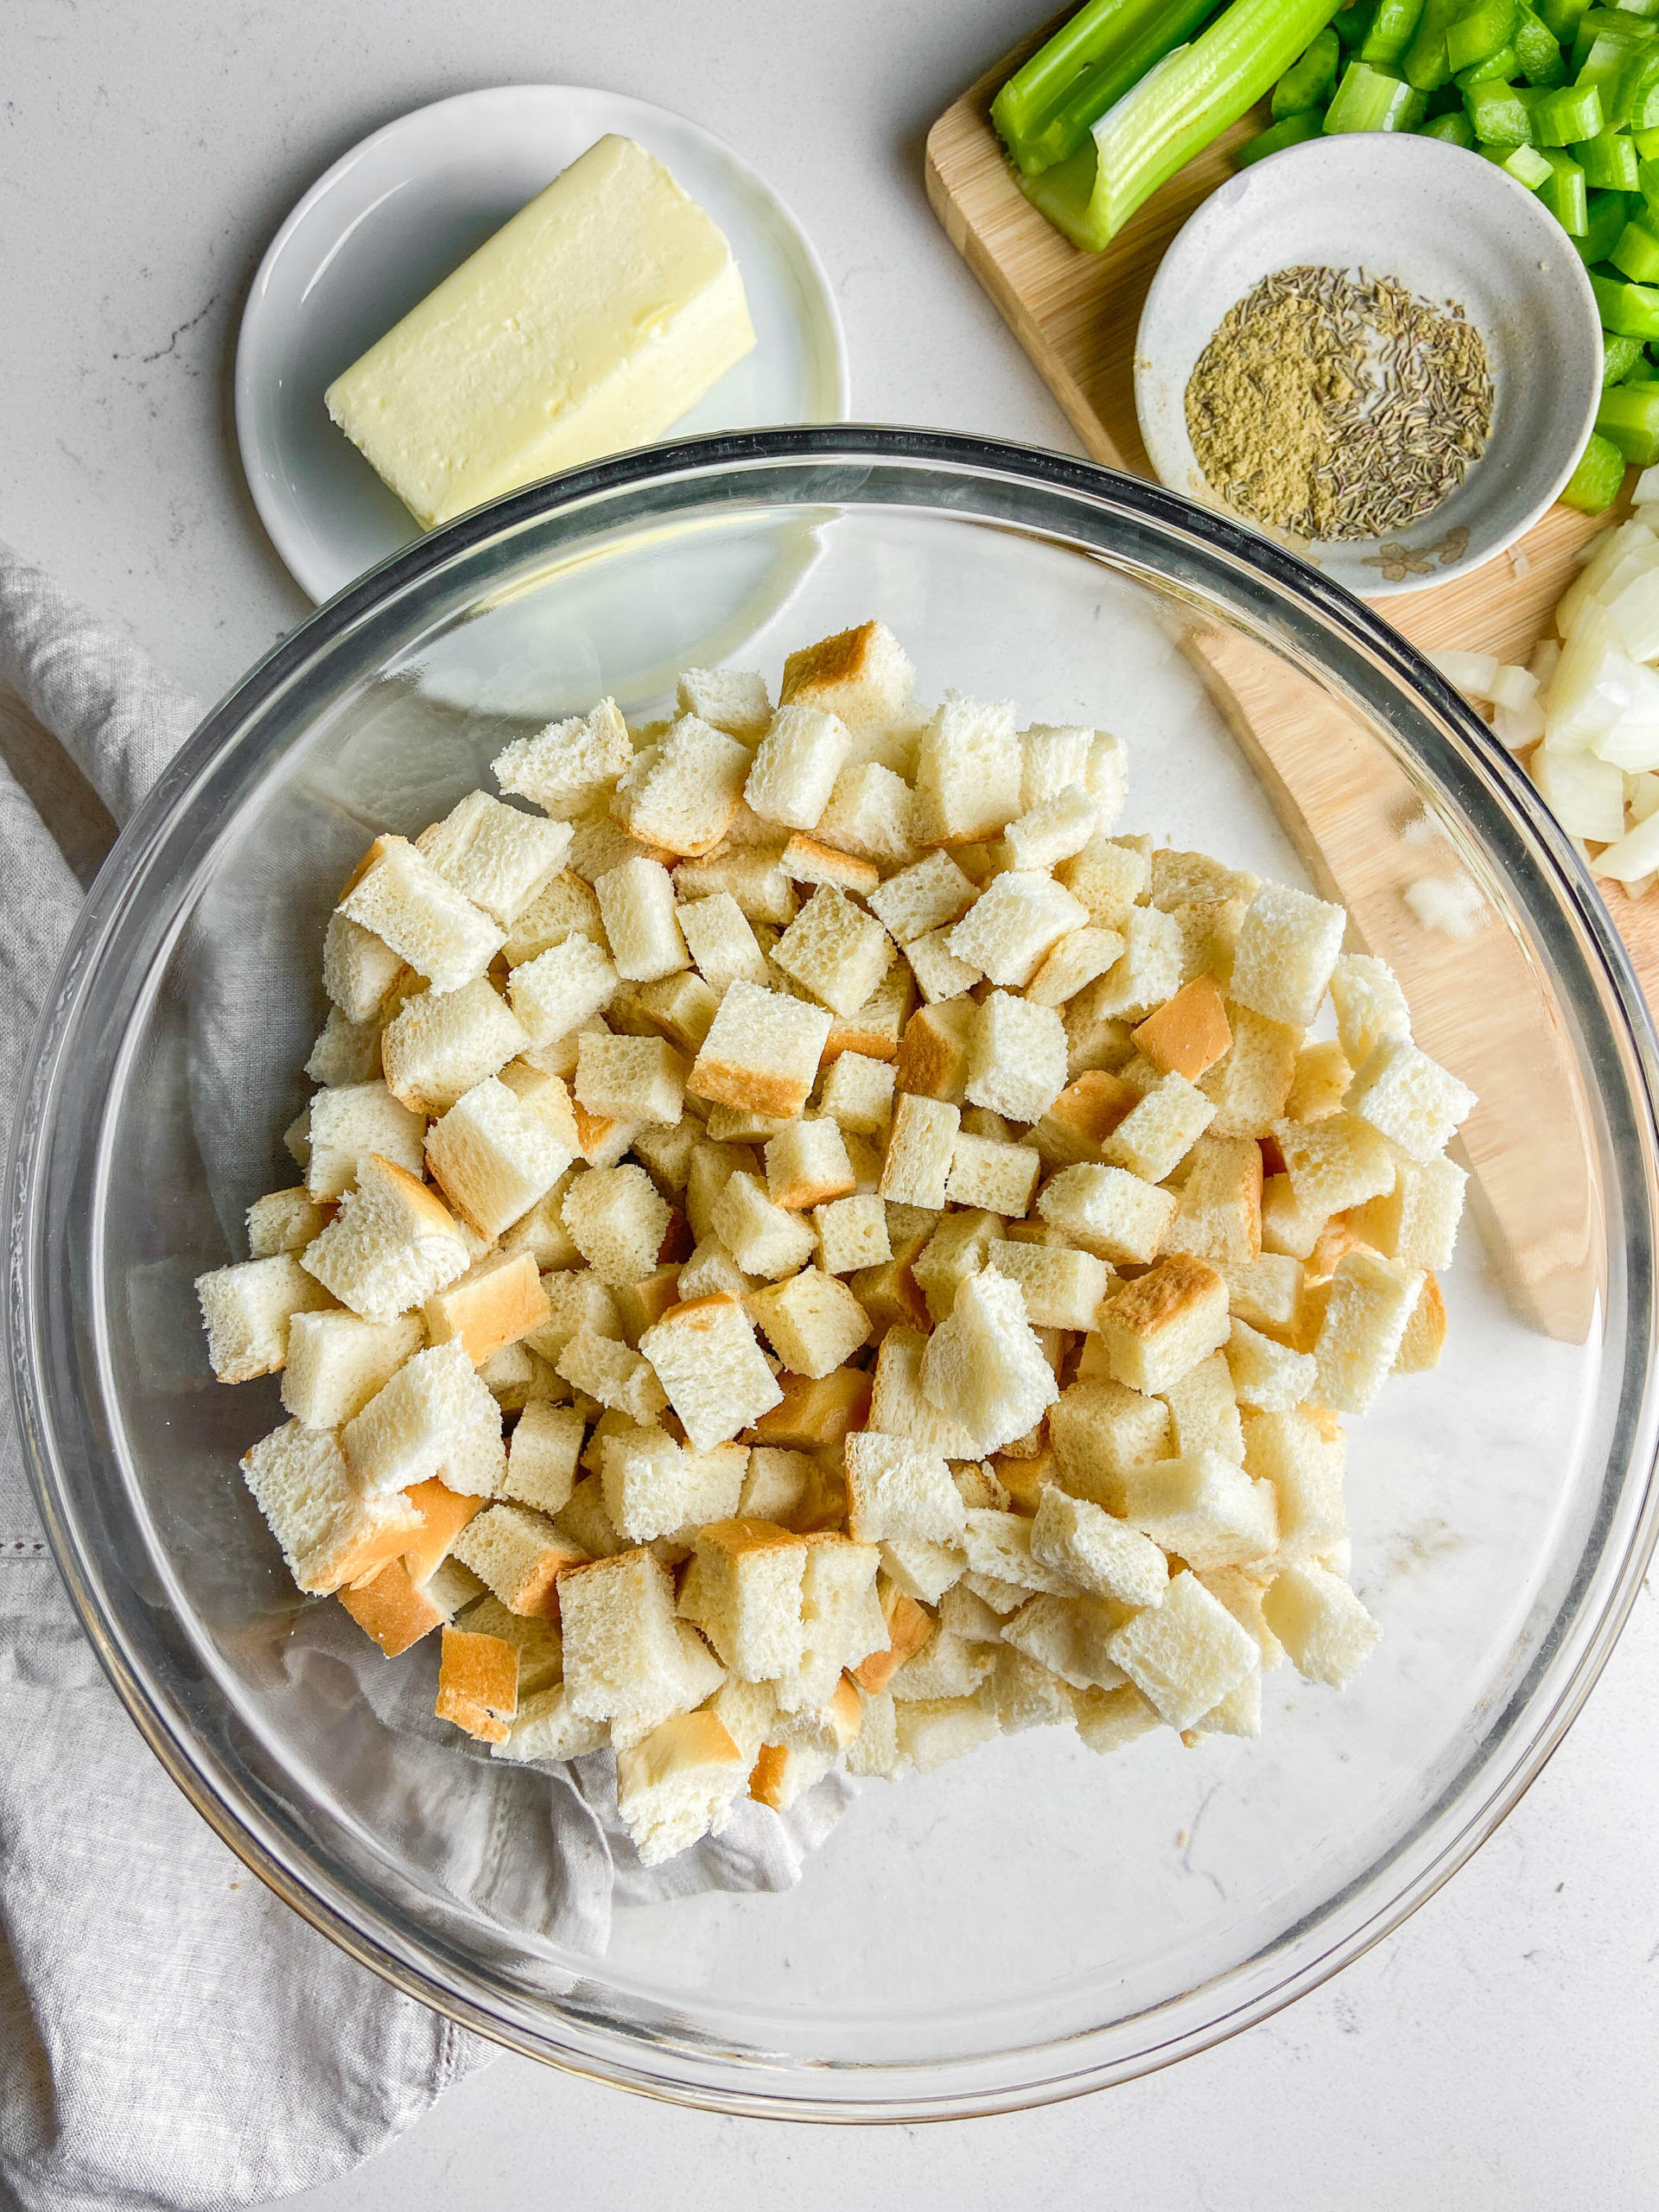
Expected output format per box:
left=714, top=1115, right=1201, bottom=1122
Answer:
left=0, top=543, right=849, bottom=2212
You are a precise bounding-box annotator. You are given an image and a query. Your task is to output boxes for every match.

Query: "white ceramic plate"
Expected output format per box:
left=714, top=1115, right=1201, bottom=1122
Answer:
left=236, top=86, right=849, bottom=602
left=1135, top=133, right=1602, bottom=599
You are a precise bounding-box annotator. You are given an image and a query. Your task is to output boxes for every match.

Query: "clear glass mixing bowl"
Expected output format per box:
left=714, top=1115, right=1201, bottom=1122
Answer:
left=10, top=429, right=1659, bottom=2119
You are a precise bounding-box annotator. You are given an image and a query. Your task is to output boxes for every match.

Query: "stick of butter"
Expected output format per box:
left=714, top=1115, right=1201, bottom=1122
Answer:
left=325, top=135, right=757, bottom=529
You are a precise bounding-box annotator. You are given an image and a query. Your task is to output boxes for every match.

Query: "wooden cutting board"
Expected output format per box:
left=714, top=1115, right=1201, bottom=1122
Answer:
left=924, top=29, right=1659, bottom=1004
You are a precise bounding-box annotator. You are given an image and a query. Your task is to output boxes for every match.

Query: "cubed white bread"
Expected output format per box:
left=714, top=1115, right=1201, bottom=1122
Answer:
left=1165, top=1135, right=1263, bottom=1267
left=737, top=1446, right=813, bottom=1528
left=762, top=1118, right=855, bottom=1211
left=780, top=620, right=915, bottom=729
left=241, top=1420, right=423, bottom=1595
left=505, top=936, right=620, bottom=1052
left=247, top=1187, right=333, bottom=1261
left=944, top=1133, right=1040, bottom=1217
left=769, top=886, right=893, bottom=1020
left=677, top=1234, right=756, bottom=1302
left=938, top=1580, right=1005, bottom=1643
left=891, top=1694, right=999, bottom=1772
left=774, top=1672, right=868, bottom=1759
left=1063, top=1000, right=1136, bottom=1086
left=1128, top=975, right=1231, bottom=1084
left=339, top=1553, right=456, bottom=1657
left=709, top=1675, right=785, bottom=1766
left=870, top=1323, right=988, bottom=1455
left=775, top=1535, right=886, bottom=1712
left=1262, top=1562, right=1380, bottom=1688
left=423, top=1076, right=575, bottom=1242
left=902, top=927, right=980, bottom=1009
left=1021, top=723, right=1127, bottom=829
left=1030, top=1069, right=1137, bottom=1167
left=501, top=870, right=607, bottom=968
left=810, top=1192, right=889, bottom=1278
left=610, top=1264, right=686, bottom=1350
left=433, top=1622, right=522, bottom=1744
left=633, top=976, right=716, bottom=1071
left=963, top=991, right=1068, bottom=1124
left=919, top=1268, right=1058, bottom=1455
left=491, top=1684, right=609, bottom=1764
left=1056, top=835, right=1147, bottom=931
left=1080, top=906, right=1183, bottom=1023
left=1344, top=1037, right=1477, bottom=1162
left=639, top=1294, right=784, bottom=1448
left=819, top=961, right=912, bottom=1067
left=524, top=1268, right=622, bottom=1363
left=1049, top=1377, right=1168, bottom=1514
left=751, top=1363, right=874, bottom=1453
left=1329, top=951, right=1412, bottom=1066
left=844, top=1430, right=966, bottom=1544
left=282, top=1309, right=426, bottom=1433
left=689, top=978, right=831, bottom=1119
left=499, top=1167, right=588, bottom=1276
left=1195, top=1006, right=1299, bottom=1139
left=1099, top=1070, right=1216, bottom=1185
left=597, top=1427, right=746, bottom=1543
left=1216, top=1253, right=1306, bottom=1336
left=1224, top=1317, right=1319, bottom=1413
left=300, top=1078, right=423, bottom=1204
left=1159, top=1347, right=1243, bottom=1465
left=1029, top=1486, right=1168, bottom=1607
left=742, top=702, right=852, bottom=831
left=1024, top=926, right=1126, bottom=1010
left=552, top=1469, right=627, bottom=1559
left=1104, top=1569, right=1255, bottom=1730
left=1118, top=1451, right=1277, bottom=1571
left=853, top=1580, right=935, bottom=1691
left=321, top=911, right=407, bottom=1025
left=556, top=1330, right=668, bottom=1422
left=569, top=1103, right=641, bottom=1173
left=867, top=851, right=976, bottom=948
left=947, top=871, right=1088, bottom=989
left=340, top=1340, right=500, bottom=1496
left=1393, top=1270, right=1448, bottom=1374
left=573, top=1032, right=685, bottom=1129
left=559, top=1547, right=684, bottom=1717
left=450, top=1500, right=587, bottom=1617
left=608, top=714, right=750, bottom=857
left=1274, top=1111, right=1396, bottom=1219
left=1094, top=1255, right=1230, bottom=1395
left=677, top=666, right=772, bottom=741
left=749, top=1268, right=871, bottom=1379
left=613, top=1711, right=747, bottom=1865
left=337, top=835, right=503, bottom=995
left=493, top=696, right=632, bottom=817
left=981, top=1241, right=1108, bottom=1332
left=1224, top=881, right=1346, bottom=1030
left=304, top=1007, right=384, bottom=1090
left=708, top=1170, right=815, bottom=1280
left=1071, top=1681, right=1161, bottom=1756
left=684, top=1139, right=750, bottom=1243
left=1284, top=1039, right=1352, bottom=1124
left=745, top=1738, right=838, bottom=1811
left=677, top=1516, right=807, bottom=1679
left=1313, top=1248, right=1425, bottom=1413
left=1167, top=895, right=1248, bottom=992
left=880, top=1538, right=967, bottom=1605
left=808, top=761, right=918, bottom=871
left=1035, top=1162, right=1176, bottom=1265
left=913, top=691, right=1022, bottom=845
left=196, top=1254, right=335, bottom=1384
left=416, top=790, right=572, bottom=930
left=556, top=1164, right=669, bottom=1288
left=888, top=1623, right=993, bottom=1702
left=418, top=1249, right=545, bottom=1367
left=998, top=1595, right=1129, bottom=1696
left=673, top=845, right=800, bottom=928
left=461, top=1591, right=566, bottom=1681
left=380, top=980, right=530, bottom=1116
left=817, top=1049, right=896, bottom=1137
left=1243, top=1406, right=1346, bottom=1566
left=677, top=892, right=770, bottom=998
left=478, top=1339, right=564, bottom=1411
left=911, top=1211, right=1004, bottom=1325
left=959, top=1509, right=1075, bottom=1595
left=298, top=1154, right=470, bottom=1323
left=1002, top=787, right=1100, bottom=874
left=593, top=858, right=690, bottom=983
left=500, top=1400, right=586, bottom=1516
left=1259, top=1174, right=1325, bottom=1263
left=1347, top=1154, right=1466, bottom=1273
left=893, top=999, right=976, bottom=1107
left=879, top=1092, right=961, bottom=1211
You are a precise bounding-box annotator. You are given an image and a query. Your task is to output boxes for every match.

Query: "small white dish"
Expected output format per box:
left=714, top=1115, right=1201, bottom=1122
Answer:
left=1135, top=133, right=1603, bottom=598
left=236, top=86, right=849, bottom=602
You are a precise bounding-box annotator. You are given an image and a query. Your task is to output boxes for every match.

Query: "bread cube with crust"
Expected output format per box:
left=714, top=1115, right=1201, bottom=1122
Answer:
left=1243, top=1405, right=1346, bottom=1565
left=889, top=1622, right=994, bottom=1702
left=1225, top=1318, right=1319, bottom=1412
left=1284, top=1039, right=1352, bottom=1124
left=963, top=991, right=1068, bottom=1124
left=247, top=1187, right=333, bottom=1262
left=1190, top=1005, right=1296, bottom=1138
left=337, top=835, right=504, bottom=994
left=920, top=1268, right=1058, bottom=1455
left=822, top=963, right=912, bottom=1064
left=380, top=981, right=531, bottom=1116
left=1276, top=1111, right=1396, bottom=1222
left=435, top=1624, right=520, bottom=1744
left=1057, top=835, right=1147, bottom=931
left=913, top=692, right=1023, bottom=845
left=880, top=1092, right=961, bottom=1210
left=300, top=1154, right=471, bottom=1322
left=341, top=1340, right=501, bottom=1496
left=1160, top=1348, right=1243, bottom=1465
left=559, top=1164, right=671, bottom=1287
left=1030, top=1070, right=1138, bottom=1167
left=416, top=791, right=571, bottom=930
left=560, top=1547, right=684, bottom=1718
left=677, top=666, right=772, bottom=741
left=1082, top=906, right=1183, bottom=1021
left=983, top=1240, right=1110, bottom=1331
left=594, top=858, right=690, bottom=983
left=1347, top=1153, right=1466, bottom=1273
left=614, top=1712, right=747, bottom=1865
left=946, top=1133, right=1040, bottom=1217
left=424, top=1076, right=575, bottom=1239
left=1036, top=1163, right=1176, bottom=1264
left=490, top=1684, right=609, bottom=1764
left=709, top=1170, right=816, bottom=1280
left=749, top=1268, right=871, bottom=1378
left=853, top=1582, right=933, bottom=1693
left=774, top=1534, right=886, bottom=1712
left=894, top=999, right=976, bottom=1103
left=502, top=1400, right=585, bottom=1516
left=609, top=714, right=749, bottom=857
left=743, top=702, right=853, bottom=831
left=505, top=935, right=619, bottom=1052
left=677, top=1517, right=808, bottom=1679
left=493, top=696, right=632, bottom=817
left=771, top=886, right=894, bottom=1019
left=1330, top=951, right=1412, bottom=1066
left=282, top=1310, right=424, bottom=1428
left=780, top=619, right=915, bottom=728
left=1031, top=1486, right=1169, bottom=1607
left=639, top=1294, right=784, bottom=1447
left=632, top=970, right=716, bottom=1053
left=1106, top=1569, right=1256, bottom=1730
left=1166, top=1135, right=1263, bottom=1266
left=1024, top=926, right=1126, bottom=1009
left=575, top=1033, right=685, bottom=1128
left=813, top=761, right=921, bottom=868
left=423, top=1249, right=548, bottom=1367
left=1101, top=1070, right=1216, bottom=1184
left=1393, top=1271, right=1447, bottom=1373
left=947, top=871, right=1087, bottom=990
left=690, top=978, right=831, bottom=1117
left=1262, top=1563, right=1380, bottom=1688
left=786, top=833, right=884, bottom=898
left=1147, top=849, right=1258, bottom=912
left=450, top=1501, right=586, bottom=1618
left=1313, top=1249, right=1425, bottom=1413
left=241, top=1420, right=423, bottom=1595
left=751, top=1363, right=872, bottom=1452
left=868, top=850, right=977, bottom=946
left=845, top=1431, right=966, bottom=1545
left=1094, top=1255, right=1230, bottom=1394
left=818, top=1049, right=895, bottom=1138
left=1131, top=973, right=1232, bottom=1082
left=196, top=1254, right=335, bottom=1384
left=322, top=911, right=407, bottom=1024
left=1344, top=1037, right=1477, bottom=1162
left=763, top=1118, right=855, bottom=1213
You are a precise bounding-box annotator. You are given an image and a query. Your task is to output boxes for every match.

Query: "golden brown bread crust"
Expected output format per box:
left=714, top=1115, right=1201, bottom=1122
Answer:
left=893, top=1002, right=974, bottom=1103
left=1393, top=1270, right=1446, bottom=1374
left=1133, top=974, right=1233, bottom=1081
left=321, top=1491, right=426, bottom=1592
left=779, top=621, right=885, bottom=714
left=336, top=833, right=398, bottom=904
left=749, top=1363, right=873, bottom=1447
left=852, top=1586, right=931, bottom=1692
left=695, top=1516, right=809, bottom=1560
left=399, top=1478, right=485, bottom=1586
left=340, top=1557, right=446, bottom=1656
left=1036, top=1071, right=1141, bottom=1164
left=368, top=1154, right=466, bottom=1241
left=747, top=1742, right=791, bottom=1808
left=435, top=1624, right=519, bottom=1742
left=424, top=1251, right=550, bottom=1363
left=1095, top=1253, right=1225, bottom=1342
left=686, top=1052, right=815, bottom=1118
left=780, top=835, right=882, bottom=897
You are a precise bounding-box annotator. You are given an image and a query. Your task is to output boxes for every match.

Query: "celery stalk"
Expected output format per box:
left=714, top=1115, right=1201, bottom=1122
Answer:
left=993, top=0, right=1222, bottom=175
left=1598, top=379, right=1659, bottom=461
left=1561, top=431, right=1628, bottom=512
left=1580, top=125, right=1641, bottom=184
left=1022, top=0, right=1344, bottom=249
left=1446, top=0, right=1518, bottom=73
left=1235, top=109, right=1326, bottom=162
left=1327, top=58, right=1429, bottom=125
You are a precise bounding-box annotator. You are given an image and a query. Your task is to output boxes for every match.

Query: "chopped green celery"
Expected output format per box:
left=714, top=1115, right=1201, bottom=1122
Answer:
left=1421, top=104, right=1482, bottom=133
left=1591, top=264, right=1659, bottom=328
left=992, top=0, right=1222, bottom=175
left=1361, top=0, right=1427, bottom=58
left=1541, top=144, right=1594, bottom=220
left=1457, top=40, right=1520, bottom=78
left=1580, top=184, right=1635, bottom=251
left=1447, top=0, right=1518, bottom=68
left=1516, top=3, right=1569, bottom=73
left=1614, top=46, right=1659, bottom=124
left=1327, top=55, right=1430, bottom=123
left=1604, top=329, right=1647, bottom=377
left=1581, top=124, right=1643, bottom=178
left=1335, top=0, right=1379, bottom=44
left=1485, top=137, right=1555, bottom=175
left=1618, top=0, right=1659, bottom=17
left=1021, top=0, right=1347, bottom=249
left=1538, top=0, right=1591, bottom=30
left=1405, top=0, right=1466, bottom=85
left=1274, top=26, right=1343, bottom=111
left=1236, top=107, right=1327, bottom=161
left=1535, top=79, right=1606, bottom=137
left=1467, top=76, right=1536, bottom=136
left=1562, top=429, right=1630, bottom=508
left=1640, top=149, right=1659, bottom=191
left=1613, top=200, right=1659, bottom=267
left=1638, top=121, right=1659, bottom=147
left=1597, top=378, right=1659, bottom=459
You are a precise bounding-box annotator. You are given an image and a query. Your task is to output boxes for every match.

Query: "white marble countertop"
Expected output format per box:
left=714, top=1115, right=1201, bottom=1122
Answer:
left=5, top=1, right=1659, bottom=2202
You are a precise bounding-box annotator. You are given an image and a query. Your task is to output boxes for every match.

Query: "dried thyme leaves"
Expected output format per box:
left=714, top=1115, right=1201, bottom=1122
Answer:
left=1184, top=264, right=1494, bottom=543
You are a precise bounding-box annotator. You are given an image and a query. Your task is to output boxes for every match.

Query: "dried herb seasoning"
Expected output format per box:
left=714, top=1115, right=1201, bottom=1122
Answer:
left=1184, top=264, right=1494, bottom=543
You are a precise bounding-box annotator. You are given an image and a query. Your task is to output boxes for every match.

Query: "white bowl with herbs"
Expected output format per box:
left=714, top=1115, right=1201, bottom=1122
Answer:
left=1134, top=133, right=1602, bottom=597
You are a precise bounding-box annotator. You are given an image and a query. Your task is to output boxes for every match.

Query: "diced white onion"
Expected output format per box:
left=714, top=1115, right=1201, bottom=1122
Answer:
left=1529, top=638, right=1561, bottom=687
left=1493, top=696, right=1546, bottom=749
left=1572, top=522, right=1619, bottom=569
left=1533, top=741, right=1628, bottom=841
left=1634, top=467, right=1659, bottom=505
left=1591, top=806, right=1659, bottom=882
left=1488, top=664, right=1539, bottom=711
left=1591, top=718, right=1659, bottom=772
left=1603, top=566, right=1659, bottom=660
left=1429, top=648, right=1499, bottom=698
left=1630, top=772, right=1659, bottom=824
left=1511, top=547, right=1532, bottom=578
left=1546, top=607, right=1638, bottom=747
